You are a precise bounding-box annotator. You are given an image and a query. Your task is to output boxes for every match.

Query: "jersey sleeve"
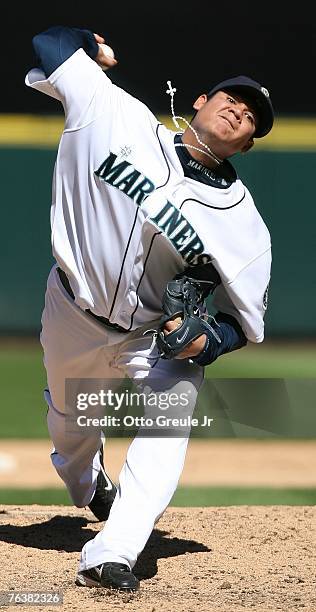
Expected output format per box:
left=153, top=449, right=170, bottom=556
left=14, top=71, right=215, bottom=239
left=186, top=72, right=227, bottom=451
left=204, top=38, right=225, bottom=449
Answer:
left=192, top=312, right=247, bottom=366
left=212, top=248, right=271, bottom=343
left=25, top=30, right=114, bottom=130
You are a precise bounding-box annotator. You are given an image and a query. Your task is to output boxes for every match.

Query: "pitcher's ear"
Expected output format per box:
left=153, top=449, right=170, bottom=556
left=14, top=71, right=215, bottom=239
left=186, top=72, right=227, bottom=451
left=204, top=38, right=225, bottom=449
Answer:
left=192, top=94, right=208, bottom=111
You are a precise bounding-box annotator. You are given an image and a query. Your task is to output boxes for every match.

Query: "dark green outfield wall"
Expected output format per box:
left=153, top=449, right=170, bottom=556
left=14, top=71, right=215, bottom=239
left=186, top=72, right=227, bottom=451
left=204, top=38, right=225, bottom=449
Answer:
left=0, top=148, right=315, bottom=335
left=234, top=151, right=316, bottom=336
left=0, top=148, right=55, bottom=332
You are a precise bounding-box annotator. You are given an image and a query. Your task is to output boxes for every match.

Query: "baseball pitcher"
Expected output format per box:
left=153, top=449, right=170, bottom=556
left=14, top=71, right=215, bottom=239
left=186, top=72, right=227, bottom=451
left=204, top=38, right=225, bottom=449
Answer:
left=26, top=26, right=274, bottom=592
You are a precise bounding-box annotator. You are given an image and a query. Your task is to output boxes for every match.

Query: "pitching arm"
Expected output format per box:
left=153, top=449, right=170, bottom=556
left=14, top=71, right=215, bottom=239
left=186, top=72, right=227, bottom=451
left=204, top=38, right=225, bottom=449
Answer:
left=25, top=27, right=117, bottom=129
left=32, top=27, right=100, bottom=77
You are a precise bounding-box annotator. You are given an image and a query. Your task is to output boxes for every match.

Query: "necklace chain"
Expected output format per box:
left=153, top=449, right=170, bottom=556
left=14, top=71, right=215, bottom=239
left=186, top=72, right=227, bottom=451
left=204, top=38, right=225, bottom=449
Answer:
left=166, top=80, right=223, bottom=166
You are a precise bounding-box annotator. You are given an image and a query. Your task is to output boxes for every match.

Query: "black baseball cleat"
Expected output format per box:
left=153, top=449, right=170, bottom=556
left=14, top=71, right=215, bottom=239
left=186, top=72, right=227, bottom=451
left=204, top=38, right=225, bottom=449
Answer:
left=76, top=562, right=140, bottom=591
left=88, top=446, right=117, bottom=521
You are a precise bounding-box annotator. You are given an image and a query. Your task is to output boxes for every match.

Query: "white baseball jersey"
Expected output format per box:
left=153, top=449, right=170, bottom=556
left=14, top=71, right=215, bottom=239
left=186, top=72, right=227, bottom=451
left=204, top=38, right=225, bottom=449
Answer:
left=26, top=48, right=271, bottom=343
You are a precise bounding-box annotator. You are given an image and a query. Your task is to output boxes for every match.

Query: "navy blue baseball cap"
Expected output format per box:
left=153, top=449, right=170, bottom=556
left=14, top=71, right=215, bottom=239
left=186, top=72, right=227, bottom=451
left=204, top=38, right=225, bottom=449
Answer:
left=207, top=75, right=274, bottom=138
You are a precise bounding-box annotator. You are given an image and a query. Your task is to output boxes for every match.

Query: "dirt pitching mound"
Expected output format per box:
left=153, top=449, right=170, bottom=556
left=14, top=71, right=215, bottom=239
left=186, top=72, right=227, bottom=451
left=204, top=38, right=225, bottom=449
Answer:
left=0, top=505, right=315, bottom=612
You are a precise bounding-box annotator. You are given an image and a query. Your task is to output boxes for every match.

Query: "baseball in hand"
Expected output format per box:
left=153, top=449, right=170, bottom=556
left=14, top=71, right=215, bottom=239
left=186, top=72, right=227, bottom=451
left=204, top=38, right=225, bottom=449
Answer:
left=98, top=43, right=115, bottom=59
left=97, top=43, right=116, bottom=71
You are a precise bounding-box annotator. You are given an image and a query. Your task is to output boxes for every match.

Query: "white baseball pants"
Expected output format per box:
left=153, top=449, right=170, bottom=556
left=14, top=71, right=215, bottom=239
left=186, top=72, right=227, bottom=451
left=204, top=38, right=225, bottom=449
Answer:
left=40, top=265, right=203, bottom=571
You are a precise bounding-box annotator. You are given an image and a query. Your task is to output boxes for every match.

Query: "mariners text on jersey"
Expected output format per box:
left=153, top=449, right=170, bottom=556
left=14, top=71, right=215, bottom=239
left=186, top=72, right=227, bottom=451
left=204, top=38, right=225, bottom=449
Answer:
left=95, top=151, right=212, bottom=267
left=95, top=152, right=155, bottom=205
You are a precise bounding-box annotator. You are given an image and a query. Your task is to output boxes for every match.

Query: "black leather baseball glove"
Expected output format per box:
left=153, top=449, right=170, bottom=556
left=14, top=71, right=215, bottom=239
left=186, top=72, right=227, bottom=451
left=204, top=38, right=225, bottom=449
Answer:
left=156, top=269, right=221, bottom=360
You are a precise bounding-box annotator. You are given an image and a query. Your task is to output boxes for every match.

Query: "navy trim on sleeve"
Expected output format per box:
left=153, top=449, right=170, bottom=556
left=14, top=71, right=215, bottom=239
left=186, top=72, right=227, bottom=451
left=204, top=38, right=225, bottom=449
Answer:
left=32, top=26, right=99, bottom=77
left=192, top=312, right=247, bottom=366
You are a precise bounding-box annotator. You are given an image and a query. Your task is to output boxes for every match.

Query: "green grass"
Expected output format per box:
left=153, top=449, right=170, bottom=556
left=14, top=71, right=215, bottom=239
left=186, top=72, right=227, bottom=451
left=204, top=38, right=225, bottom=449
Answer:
left=0, top=488, right=72, bottom=506
left=172, top=486, right=316, bottom=506
left=0, top=487, right=315, bottom=506
left=207, top=342, right=316, bottom=378
left=0, top=340, right=315, bottom=438
left=0, top=344, right=48, bottom=438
